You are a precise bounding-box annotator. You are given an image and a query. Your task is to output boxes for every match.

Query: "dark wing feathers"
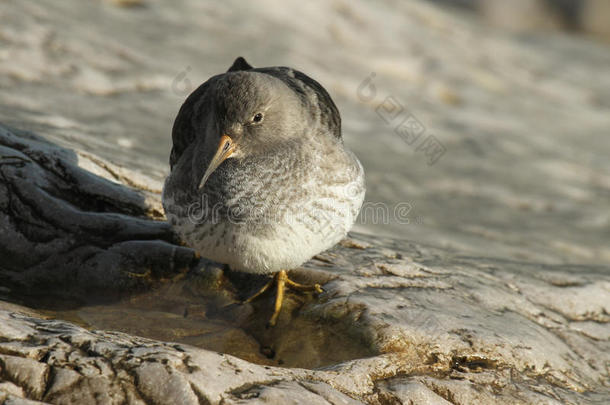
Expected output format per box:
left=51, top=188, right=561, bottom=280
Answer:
left=170, top=79, right=213, bottom=169
left=227, top=56, right=253, bottom=72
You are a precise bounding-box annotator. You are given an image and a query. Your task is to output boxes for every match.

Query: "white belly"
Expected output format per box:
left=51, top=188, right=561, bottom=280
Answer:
left=163, top=144, right=366, bottom=273
left=168, top=187, right=364, bottom=274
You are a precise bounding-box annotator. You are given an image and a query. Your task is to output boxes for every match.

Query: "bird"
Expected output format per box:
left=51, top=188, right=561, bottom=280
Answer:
left=162, top=57, right=365, bottom=327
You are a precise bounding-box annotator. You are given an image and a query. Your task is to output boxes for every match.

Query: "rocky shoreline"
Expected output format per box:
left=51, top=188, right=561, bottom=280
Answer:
left=2, top=0, right=610, bottom=403
left=1, top=124, right=608, bottom=404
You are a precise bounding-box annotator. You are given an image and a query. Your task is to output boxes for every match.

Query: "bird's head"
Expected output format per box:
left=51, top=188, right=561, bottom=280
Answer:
left=173, top=65, right=310, bottom=192
left=170, top=57, right=339, bottom=191
left=197, top=71, right=307, bottom=187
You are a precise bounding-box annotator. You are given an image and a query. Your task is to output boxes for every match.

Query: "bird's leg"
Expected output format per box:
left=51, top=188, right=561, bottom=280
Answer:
left=242, top=276, right=275, bottom=304
left=268, top=270, right=288, bottom=327
left=267, top=270, right=324, bottom=327
left=242, top=270, right=324, bottom=327
left=284, top=277, right=323, bottom=293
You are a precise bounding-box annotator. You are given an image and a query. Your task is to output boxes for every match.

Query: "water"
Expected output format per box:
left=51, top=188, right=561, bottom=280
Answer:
left=30, top=268, right=376, bottom=369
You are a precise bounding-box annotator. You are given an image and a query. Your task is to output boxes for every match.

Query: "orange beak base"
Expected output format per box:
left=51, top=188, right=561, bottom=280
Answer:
left=198, top=134, right=236, bottom=189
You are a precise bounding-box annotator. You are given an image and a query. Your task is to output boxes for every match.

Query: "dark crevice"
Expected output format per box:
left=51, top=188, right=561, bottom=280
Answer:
left=189, top=382, right=213, bottom=405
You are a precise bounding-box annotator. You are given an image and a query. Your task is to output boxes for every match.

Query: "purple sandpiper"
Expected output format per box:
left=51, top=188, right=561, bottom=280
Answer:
left=163, top=57, right=365, bottom=326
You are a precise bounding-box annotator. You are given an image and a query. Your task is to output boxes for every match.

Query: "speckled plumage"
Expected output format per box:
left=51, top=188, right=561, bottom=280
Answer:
left=163, top=57, right=365, bottom=274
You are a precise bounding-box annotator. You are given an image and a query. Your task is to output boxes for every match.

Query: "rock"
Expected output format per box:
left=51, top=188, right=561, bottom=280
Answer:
left=1, top=291, right=608, bottom=404
left=0, top=124, right=608, bottom=403
left=0, top=124, right=200, bottom=301
left=0, top=356, right=49, bottom=400
left=2, top=0, right=610, bottom=266
left=581, top=0, right=610, bottom=41
left=107, top=0, right=144, bottom=7
left=0, top=166, right=608, bottom=405
left=0, top=0, right=609, bottom=404
left=479, top=0, right=568, bottom=32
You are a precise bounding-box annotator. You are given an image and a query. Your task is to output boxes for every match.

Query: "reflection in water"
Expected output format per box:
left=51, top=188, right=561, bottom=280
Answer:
left=35, top=270, right=375, bottom=369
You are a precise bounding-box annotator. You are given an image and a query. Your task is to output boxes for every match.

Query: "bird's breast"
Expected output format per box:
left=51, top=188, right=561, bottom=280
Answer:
left=163, top=140, right=365, bottom=273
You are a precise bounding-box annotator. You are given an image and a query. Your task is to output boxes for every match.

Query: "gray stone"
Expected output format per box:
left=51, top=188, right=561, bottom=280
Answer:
left=0, top=355, right=49, bottom=400
left=0, top=124, right=202, bottom=300
left=0, top=124, right=608, bottom=401
left=135, top=362, right=200, bottom=405
left=0, top=0, right=610, bottom=404
left=0, top=144, right=609, bottom=404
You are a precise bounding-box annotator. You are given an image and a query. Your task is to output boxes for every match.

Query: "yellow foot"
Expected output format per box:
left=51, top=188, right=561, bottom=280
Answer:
left=125, top=269, right=152, bottom=279
left=241, top=270, right=323, bottom=327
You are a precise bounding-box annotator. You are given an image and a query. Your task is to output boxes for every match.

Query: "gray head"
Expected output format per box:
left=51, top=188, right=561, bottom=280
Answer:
left=169, top=57, right=342, bottom=191
left=170, top=57, right=324, bottom=190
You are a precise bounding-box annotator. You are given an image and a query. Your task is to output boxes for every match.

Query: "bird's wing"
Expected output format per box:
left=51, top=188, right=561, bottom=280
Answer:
left=170, top=78, right=216, bottom=170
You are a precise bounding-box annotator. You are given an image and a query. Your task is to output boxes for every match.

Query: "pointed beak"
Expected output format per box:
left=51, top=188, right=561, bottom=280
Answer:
left=198, top=134, right=236, bottom=189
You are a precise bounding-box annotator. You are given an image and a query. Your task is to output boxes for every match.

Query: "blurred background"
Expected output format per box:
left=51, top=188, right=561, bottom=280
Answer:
left=1, top=0, right=609, bottom=267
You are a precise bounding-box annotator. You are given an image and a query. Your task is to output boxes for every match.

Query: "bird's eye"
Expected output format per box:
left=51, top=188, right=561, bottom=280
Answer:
left=252, top=112, right=264, bottom=123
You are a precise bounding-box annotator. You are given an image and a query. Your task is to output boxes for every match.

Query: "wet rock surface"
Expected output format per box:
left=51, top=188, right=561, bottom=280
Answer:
left=0, top=125, right=609, bottom=403
left=0, top=124, right=196, bottom=302
left=1, top=0, right=610, bottom=403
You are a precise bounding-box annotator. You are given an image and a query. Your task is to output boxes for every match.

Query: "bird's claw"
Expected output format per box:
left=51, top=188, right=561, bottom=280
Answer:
left=241, top=270, right=323, bottom=327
